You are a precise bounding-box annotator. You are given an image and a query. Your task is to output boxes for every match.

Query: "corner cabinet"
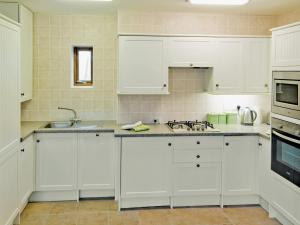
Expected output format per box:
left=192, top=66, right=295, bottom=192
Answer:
left=272, top=23, right=300, bottom=68
left=206, top=37, right=270, bottom=94
left=19, top=135, right=35, bottom=212
left=118, top=36, right=169, bottom=95
left=223, top=136, right=259, bottom=205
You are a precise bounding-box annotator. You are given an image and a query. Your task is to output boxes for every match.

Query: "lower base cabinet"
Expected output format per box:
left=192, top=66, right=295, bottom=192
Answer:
left=78, top=133, right=115, bottom=197
left=270, top=174, right=300, bottom=225
left=121, top=137, right=172, bottom=208
left=33, top=132, right=115, bottom=201
left=36, top=133, right=77, bottom=191
left=19, top=135, right=35, bottom=212
left=0, top=146, right=19, bottom=225
left=223, top=136, right=259, bottom=205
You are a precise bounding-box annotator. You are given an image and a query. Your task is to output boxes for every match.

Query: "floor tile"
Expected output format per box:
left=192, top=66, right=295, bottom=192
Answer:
left=46, top=213, right=78, bottom=225
left=50, top=201, right=79, bottom=215
left=79, top=200, right=117, bottom=213
left=78, top=212, right=108, bottom=225
left=109, top=211, right=139, bottom=225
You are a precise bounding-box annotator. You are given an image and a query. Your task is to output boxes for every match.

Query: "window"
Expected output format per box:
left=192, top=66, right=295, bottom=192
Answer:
left=73, top=47, right=93, bottom=86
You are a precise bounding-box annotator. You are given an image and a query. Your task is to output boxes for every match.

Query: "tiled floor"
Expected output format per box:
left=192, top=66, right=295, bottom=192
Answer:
left=20, top=200, right=282, bottom=225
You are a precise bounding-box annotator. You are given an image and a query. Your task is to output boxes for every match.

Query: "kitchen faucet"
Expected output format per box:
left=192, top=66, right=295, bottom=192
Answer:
left=58, top=107, right=81, bottom=124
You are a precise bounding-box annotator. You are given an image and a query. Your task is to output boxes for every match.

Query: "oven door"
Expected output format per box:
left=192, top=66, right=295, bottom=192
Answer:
left=274, top=79, right=300, bottom=111
left=272, top=129, right=300, bottom=187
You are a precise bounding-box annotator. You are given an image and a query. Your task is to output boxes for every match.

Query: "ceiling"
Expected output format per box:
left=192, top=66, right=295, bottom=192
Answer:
left=8, top=0, right=300, bottom=15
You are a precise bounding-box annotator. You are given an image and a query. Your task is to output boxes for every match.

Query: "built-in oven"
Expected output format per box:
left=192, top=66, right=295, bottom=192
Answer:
left=272, top=71, right=300, bottom=120
left=271, top=118, right=300, bottom=188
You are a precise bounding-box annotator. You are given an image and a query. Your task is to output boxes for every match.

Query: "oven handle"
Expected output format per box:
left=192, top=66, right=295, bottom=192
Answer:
left=273, top=130, right=300, bottom=145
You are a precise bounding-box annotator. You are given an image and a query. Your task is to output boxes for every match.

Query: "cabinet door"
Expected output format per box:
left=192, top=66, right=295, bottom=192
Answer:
left=36, top=133, right=77, bottom=191
left=0, top=148, right=18, bottom=225
left=168, top=37, right=213, bottom=67
left=78, top=133, right=114, bottom=190
left=258, top=137, right=271, bottom=202
left=20, top=5, right=33, bottom=102
left=118, top=36, right=168, bottom=94
left=19, top=135, right=34, bottom=210
left=272, top=25, right=300, bottom=67
left=173, top=162, right=221, bottom=196
left=223, top=136, right=258, bottom=196
left=213, top=38, right=244, bottom=94
left=121, top=137, right=171, bottom=198
left=244, top=38, right=270, bottom=93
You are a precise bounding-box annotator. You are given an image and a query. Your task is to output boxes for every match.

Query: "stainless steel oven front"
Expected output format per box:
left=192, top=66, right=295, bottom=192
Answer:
left=271, top=118, right=300, bottom=188
left=272, top=71, right=300, bottom=119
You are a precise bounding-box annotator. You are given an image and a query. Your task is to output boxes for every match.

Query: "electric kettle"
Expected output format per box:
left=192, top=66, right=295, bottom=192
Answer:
left=239, top=107, right=257, bottom=126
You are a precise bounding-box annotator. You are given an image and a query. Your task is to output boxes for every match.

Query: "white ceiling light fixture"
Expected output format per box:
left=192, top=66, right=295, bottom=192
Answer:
left=188, top=0, right=250, bottom=5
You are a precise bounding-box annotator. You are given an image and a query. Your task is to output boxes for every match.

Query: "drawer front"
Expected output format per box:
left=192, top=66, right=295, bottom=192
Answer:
left=173, top=149, right=222, bottom=163
left=173, top=162, right=221, bottom=195
left=172, top=136, right=223, bottom=149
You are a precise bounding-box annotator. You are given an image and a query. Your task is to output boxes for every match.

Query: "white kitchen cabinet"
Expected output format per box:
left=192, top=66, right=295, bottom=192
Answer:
left=78, top=133, right=115, bottom=192
left=118, top=36, right=169, bottom=95
left=205, top=37, right=270, bottom=94
left=20, top=5, right=33, bottom=102
left=270, top=175, right=300, bottom=225
left=168, top=37, right=213, bottom=67
left=244, top=38, right=270, bottom=93
left=223, top=136, right=259, bottom=205
left=272, top=23, right=300, bottom=68
left=36, top=133, right=77, bottom=191
left=121, top=137, right=172, bottom=207
left=0, top=147, right=19, bottom=225
left=173, top=162, right=221, bottom=196
left=0, top=16, right=20, bottom=225
left=0, top=3, right=33, bottom=101
left=258, top=137, right=271, bottom=203
left=210, top=38, right=244, bottom=94
left=19, top=135, right=34, bottom=212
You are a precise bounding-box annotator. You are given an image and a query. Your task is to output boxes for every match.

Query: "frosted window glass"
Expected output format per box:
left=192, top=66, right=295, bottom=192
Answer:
left=78, top=50, right=92, bottom=81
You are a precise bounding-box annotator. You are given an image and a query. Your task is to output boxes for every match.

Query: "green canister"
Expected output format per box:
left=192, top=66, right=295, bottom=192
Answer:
left=226, top=112, right=238, bottom=124
left=207, top=113, right=219, bottom=124
left=218, top=113, right=227, bottom=124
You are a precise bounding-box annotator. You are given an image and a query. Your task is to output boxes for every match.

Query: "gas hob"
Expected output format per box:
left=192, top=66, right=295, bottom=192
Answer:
left=166, top=120, right=220, bottom=133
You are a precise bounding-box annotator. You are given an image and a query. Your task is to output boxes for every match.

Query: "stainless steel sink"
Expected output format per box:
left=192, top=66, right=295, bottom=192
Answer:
left=45, top=121, right=73, bottom=128
left=44, top=121, right=99, bottom=129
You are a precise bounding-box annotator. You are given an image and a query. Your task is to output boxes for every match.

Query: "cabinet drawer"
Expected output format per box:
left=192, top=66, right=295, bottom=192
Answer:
left=172, top=136, right=223, bottom=149
left=173, top=149, right=221, bottom=163
left=173, top=162, right=221, bottom=196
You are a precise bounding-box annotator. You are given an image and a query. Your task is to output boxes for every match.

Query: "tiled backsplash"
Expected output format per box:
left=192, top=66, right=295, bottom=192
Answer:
left=118, top=68, right=271, bottom=124
left=22, top=11, right=282, bottom=122
left=21, top=13, right=117, bottom=121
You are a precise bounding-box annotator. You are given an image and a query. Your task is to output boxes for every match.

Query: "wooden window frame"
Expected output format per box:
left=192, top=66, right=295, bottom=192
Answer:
left=73, top=46, right=93, bottom=87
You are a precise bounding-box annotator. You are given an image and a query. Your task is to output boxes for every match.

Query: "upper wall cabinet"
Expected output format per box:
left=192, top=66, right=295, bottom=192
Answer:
left=206, top=37, right=270, bottom=94
left=243, top=38, right=270, bottom=93
left=167, top=37, right=213, bottom=67
left=210, top=38, right=244, bottom=94
left=0, top=3, right=33, bottom=102
left=272, top=23, right=300, bottom=69
left=20, top=5, right=33, bottom=102
left=118, top=36, right=169, bottom=95
left=118, top=35, right=270, bottom=95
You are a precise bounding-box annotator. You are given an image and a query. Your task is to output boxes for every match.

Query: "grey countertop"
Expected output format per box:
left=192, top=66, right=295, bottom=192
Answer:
left=114, top=123, right=271, bottom=139
left=20, top=120, right=118, bottom=141
left=21, top=121, right=271, bottom=141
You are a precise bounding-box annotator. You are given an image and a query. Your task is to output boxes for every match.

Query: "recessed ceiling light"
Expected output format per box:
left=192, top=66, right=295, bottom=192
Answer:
left=188, top=0, right=249, bottom=5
